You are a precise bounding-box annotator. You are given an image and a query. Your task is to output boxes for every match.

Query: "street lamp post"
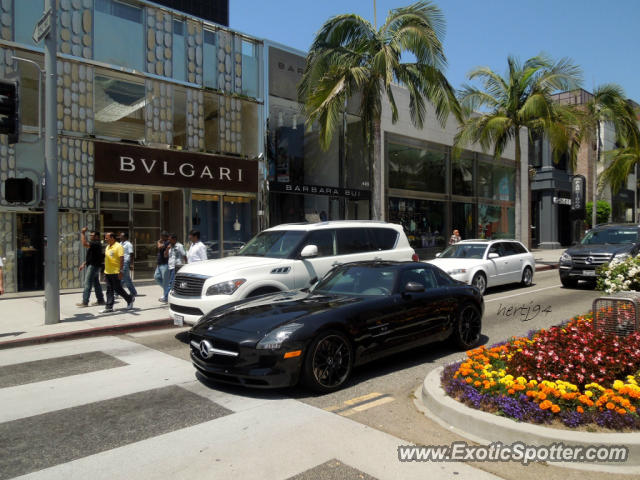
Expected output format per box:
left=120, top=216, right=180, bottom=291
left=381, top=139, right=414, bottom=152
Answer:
left=43, top=0, right=59, bottom=324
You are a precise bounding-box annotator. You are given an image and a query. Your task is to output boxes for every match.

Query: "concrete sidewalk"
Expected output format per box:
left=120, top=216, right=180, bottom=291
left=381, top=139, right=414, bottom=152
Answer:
left=0, top=283, right=175, bottom=349
left=0, top=252, right=563, bottom=350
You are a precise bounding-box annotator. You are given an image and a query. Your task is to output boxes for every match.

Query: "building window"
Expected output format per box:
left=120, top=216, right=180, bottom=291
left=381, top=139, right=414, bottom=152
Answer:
left=17, top=52, right=42, bottom=128
left=173, top=20, right=186, bottom=82
left=346, top=114, right=369, bottom=190
left=203, top=30, right=217, bottom=89
left=240, top=98, right=258, bottom=158
left=203, top=91, right=220, bottom=152
left=479, top=203, right=515, bottom=239
left=94, top=0, right=144, bottom=71
left=241, top=40, right=258, bottom=99
left=388, top=197, right=446, bottom=256
left=452, top=155, right=474, bottom=196
left=173, top=86, right=186, bottom=148
left=94, top=72, right=146, bottom=141
left=14, top=0, right=44, bottom=47
left=478, top=159, right=515, bottom=201
left=388, top=142, right=446, bottom=193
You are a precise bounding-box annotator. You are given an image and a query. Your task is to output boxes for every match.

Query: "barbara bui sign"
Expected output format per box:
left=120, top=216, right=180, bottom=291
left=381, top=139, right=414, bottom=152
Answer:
left=94, top=141, right=258, bottom=192
left=269, top=181, right=370, bottom=199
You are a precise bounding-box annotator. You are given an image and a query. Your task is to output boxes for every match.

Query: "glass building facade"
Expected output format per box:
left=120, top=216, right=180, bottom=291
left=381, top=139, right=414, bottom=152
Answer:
left=386, top=136, right=516, bottom=259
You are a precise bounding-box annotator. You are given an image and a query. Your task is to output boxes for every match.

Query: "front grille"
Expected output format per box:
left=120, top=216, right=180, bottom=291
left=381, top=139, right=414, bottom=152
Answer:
left=572, top=253, right=612, bottom=267
left=169, top=304, right=204, bottom=316
left=172, top=274, right=207, bottom=297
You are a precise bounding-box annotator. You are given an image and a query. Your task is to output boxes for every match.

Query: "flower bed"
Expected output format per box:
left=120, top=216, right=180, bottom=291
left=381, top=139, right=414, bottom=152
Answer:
left=442, top=314, right=640, bottom=430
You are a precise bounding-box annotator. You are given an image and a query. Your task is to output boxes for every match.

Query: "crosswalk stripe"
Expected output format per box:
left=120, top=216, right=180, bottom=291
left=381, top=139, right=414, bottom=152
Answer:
left=326, top=392, right=395, bottom=416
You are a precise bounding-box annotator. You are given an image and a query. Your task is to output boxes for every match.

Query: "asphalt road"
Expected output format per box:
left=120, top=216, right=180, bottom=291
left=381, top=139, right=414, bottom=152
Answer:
left=121, top=270, right=635, bottom=480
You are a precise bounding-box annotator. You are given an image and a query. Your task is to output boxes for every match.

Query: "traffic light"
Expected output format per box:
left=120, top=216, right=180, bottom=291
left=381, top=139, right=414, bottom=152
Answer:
left=0, top=79, right=19, bottom=144
left=4, top=177, right=34, bottom=203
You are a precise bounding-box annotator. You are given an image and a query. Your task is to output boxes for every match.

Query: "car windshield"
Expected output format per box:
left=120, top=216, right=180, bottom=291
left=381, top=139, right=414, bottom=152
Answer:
left=236, top=230, right=306, bottom=258
left=438, top=244, right=487, bottom=259
left=581, top=228, right=639, bottom=245
left=313, top=266, right=397, bottom=296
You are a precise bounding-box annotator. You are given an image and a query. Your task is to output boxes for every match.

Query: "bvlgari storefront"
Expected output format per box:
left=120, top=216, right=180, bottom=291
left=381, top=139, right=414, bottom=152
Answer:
left=95, top=141, right=259, bottom=279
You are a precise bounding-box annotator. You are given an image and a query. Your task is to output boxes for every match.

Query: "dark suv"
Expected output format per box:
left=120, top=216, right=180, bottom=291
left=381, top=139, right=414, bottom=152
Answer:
left=559, top=223, right=640, bottom=288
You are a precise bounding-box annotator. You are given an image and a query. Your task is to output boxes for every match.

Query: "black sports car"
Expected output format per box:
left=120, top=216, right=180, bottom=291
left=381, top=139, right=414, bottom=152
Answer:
left=189, top=261, right=483, bottom=393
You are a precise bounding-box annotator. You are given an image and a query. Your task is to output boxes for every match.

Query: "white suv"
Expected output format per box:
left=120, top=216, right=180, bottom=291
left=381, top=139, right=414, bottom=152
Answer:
left=169, top=221, right=416, bottom=325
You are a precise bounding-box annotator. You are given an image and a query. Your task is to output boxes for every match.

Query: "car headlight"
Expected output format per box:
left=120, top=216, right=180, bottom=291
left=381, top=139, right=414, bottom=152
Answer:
left=559, top=253, right=572, bottom=263
left=614, top=253, right=630, bottom=261
left=256, top=323, right=304, bottom=350
left=447, top=269, right=467, bottom=275
left=205, top=279, right=246, bottom=296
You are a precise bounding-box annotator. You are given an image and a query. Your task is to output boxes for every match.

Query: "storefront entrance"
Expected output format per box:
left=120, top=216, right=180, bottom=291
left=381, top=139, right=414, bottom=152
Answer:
left=16, top=213, right=44, bottom=291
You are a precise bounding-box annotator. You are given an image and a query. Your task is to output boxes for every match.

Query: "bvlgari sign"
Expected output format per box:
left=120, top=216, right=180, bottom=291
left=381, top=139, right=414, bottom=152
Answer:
left=94, top=141, right=258, bottom=192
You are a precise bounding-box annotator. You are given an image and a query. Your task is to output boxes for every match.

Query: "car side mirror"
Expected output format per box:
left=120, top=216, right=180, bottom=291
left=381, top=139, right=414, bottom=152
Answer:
left=404, top=281, right=425, bottom=293
left=435, top=252, right=441, bottom=258
left=300, top=245, right=318, bottom=258
left=488, top=252, right=499, bottom=259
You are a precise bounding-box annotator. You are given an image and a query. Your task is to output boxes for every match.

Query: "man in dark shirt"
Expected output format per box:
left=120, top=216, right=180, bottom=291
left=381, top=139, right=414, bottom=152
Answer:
left=76, top=227, right=105, bottom=307
left=154, top=231, right=170, bottom=303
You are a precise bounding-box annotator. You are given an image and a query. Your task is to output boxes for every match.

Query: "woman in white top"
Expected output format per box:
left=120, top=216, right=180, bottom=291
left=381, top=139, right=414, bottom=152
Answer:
left=187, top=229, right=208, bottom=263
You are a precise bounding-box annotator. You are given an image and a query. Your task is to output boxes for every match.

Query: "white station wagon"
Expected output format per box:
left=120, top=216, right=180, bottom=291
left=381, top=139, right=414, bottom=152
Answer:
left=168, top=221, right=417, bottom=325
left=426, top=239, right=535, bottom=295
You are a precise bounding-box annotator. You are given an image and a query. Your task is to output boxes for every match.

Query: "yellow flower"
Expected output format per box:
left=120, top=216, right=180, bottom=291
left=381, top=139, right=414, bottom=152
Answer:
left=613, top=380, right=624, bottom=391
left=585, top=391, right=594, bottom=398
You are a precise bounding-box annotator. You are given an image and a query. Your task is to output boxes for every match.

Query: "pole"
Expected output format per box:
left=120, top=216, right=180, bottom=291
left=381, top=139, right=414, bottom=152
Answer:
left=592, top=122, right=599, bottom=229
left=373, top=0, right=377, bottom=29
left=44, top=0, right=59, bottom=324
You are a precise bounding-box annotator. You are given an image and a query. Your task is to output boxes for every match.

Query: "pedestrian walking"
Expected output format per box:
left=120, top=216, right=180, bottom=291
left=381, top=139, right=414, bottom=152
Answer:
left=76, top=227, right=105, bottom=307
left=164, top=233, right=186, bottom=300
left=119, top=231, right=137, bottom=297
left=155, top=231, right=170, bottom=303
left=0, top=256, right=4, bottom=295
left=449, top=229, right=462, bottom=245
left=187, top=229, right=207, bottom=263
left=100, top=232, right=134, bottom=313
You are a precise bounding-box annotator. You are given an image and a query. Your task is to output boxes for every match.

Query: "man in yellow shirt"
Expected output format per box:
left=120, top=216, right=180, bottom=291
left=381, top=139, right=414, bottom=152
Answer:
left=101, top=232, right=135, bottom=313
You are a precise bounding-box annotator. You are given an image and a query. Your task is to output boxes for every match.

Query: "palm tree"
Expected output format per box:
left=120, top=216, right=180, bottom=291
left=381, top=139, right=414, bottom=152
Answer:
left=453, top=55, right=582, bottom=245
left=298, top=1, right=459, bottom=220
left=575, top=84, right=640, bottom=226
left=600, top=145, right=640, bottom=195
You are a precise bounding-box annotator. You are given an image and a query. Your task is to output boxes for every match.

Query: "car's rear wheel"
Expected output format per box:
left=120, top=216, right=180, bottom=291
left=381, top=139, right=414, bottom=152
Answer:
left=471, top=272, right=486, bottom=295
left=451, top=303, right=482, bottom=350
left=302, top=330, right=353, bottom=393
left=560, top=277, right=577, bottom=288
left=521, top=266, right=533, bottom=287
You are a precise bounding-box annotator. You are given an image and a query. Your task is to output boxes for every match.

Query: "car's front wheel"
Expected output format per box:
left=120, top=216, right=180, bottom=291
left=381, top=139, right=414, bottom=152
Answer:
left=451, top=303, right=482, bottom=350
left=471, top=272, right=486, bottom=295
left=302, top=330, right=353, bottom=393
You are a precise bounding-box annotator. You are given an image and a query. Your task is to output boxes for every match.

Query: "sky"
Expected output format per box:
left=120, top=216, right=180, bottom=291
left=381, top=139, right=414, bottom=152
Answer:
left=230, top=0, right=640, bottom=102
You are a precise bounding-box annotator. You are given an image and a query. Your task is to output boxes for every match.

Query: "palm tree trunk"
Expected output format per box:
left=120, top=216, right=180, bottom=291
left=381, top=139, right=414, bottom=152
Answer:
left=592, top=122, right=599, bottom=228
left=371, top=116, right=383, bottom=220
left=514, top=131, right=522, bottom=243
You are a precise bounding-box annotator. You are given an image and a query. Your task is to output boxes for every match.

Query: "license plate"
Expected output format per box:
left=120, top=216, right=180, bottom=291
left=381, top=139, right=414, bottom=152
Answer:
left=173, top=314, right=184, bottom=326
left=583, top=270, right=596, bottom=277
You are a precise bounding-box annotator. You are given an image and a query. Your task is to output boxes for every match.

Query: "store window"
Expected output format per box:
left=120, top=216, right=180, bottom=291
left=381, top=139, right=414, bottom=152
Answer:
left=452, top=155, right=474, bottom=196
left=173, top=20, right=186, bottom=82
left=173, top=86, right=186, bottom=147
left=15, top=0, right=44, bottom=47
left=241, top=40, right=259, bottom=99
left=388, top=197, right=446, bottom=258
left=94, top=72, right=146, bottom=141
left=452, top=202, right=475, bottom=242
left=203, top=30, right=217, bottom=89
left=346, top=114, right=369, bottom=190
left=388, top=142, right=446, bottom=193
left=478, top=159, right=515, bottom=201
left=94, top=0, right=144, bottom=71
left=16, top=213, right=44, bottom=291
left=203, top=91, right=220, bottom=152
left=478, top=203, right=515, bottom=239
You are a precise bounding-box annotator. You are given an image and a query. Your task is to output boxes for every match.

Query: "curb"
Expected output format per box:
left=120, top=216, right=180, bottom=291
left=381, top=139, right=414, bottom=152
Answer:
left=0, top=318, right=175, bottom=350
left=418, top=366, right=640, bottom=472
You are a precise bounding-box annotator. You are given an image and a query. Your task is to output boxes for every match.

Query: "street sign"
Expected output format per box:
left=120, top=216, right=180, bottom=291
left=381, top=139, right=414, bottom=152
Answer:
left=32, top=9, right=52, bottom=44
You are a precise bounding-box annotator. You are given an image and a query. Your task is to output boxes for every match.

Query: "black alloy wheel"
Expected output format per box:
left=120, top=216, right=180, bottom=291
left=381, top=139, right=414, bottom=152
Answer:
left=451, top=304, right=482, bottom=350
left=521, top=266, right=533, bottom=287
left=303, top=331, right=353, bottom=393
